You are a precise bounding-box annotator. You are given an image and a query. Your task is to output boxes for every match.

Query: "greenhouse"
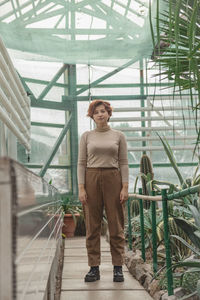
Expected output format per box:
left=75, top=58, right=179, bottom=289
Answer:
left=0, top=0, right=200, bottom=299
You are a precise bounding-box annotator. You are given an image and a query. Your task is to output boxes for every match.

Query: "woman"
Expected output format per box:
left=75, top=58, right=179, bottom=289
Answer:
left=78, top=99, right=129, bottom=282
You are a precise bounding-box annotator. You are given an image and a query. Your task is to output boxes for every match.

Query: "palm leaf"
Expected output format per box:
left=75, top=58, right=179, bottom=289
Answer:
left=157, top=133, right=186, bottom=185
left=171, top=234, right=200, bottom=256
left=188, top=205, right=200, bottom=228
left=173, top=259, right=200, bottom=269
left=174, top=217, right=200, bottom=249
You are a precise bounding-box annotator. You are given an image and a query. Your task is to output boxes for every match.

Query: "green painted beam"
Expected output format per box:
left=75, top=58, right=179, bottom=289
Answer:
left=63, top=95, right=147, bottom=101
left=76, top=58, right=137, bottom=95
left=71, top=0, right=75, bottom=41
left=39, top=114, right=72, bottom=177
left=37, top=64, right=68, bottom=101
left=31, top=99, right=71, bottom=110
left=23, top=28, right=133, bottom=34
left=18, top=73, right=37, bottom=101
left=139, top=188, right=146, bottom=261
left=24, top=164, right=71, bottom=169
left=113, top=0, right=145, bottom=18
left=140, top=59, right=146, bottom=152
left=31, top=122, right=64, bottom=128
left=0, top=0, right=10, bottom=6
left=20, top=8, right=64, bottom=26
left=128, top=162, right=199, bottom=168
left=125, top=0, right=132, bottom=16
left=162, top=189, right=174, bottom=296
left=2, top=1, right=47, bottom=22
left=68, top=64, right=78, bottom=195
left=167, top=184, right=200, bottom=200
left=98, top=2, right=141, bottom=33
left=22, top=77, right=173, bottom=88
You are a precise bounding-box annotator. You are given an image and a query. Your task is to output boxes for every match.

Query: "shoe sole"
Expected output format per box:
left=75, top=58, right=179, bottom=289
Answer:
left=113, top=277, right=124, bottom=282
left=85, top=275, right=100, bottom=282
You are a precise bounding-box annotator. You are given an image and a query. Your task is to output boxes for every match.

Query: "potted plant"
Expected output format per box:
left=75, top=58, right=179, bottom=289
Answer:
left=61, top=197, right=81, bottom=238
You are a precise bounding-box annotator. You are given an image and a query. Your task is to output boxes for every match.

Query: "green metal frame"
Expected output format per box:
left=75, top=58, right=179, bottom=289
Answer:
left=67, top=64, right=79, bottom=195
left=127, top=185, right=200, bottom=296
left=39, top=114, right=72, bottom=177
left=18, top=58, right=199, bottom=198
left=139, top=188, right=146, bottom=261
left=140, top=59, right=146, bottom=152
left=151, top=190, right=157, bottom=274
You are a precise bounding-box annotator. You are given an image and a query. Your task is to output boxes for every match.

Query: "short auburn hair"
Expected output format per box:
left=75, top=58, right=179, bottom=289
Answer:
left=87, top=99, right=113, bottom=120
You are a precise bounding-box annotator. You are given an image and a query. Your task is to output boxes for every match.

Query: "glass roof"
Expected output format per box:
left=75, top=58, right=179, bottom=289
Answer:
left=0, top=0, right=165, bottom=66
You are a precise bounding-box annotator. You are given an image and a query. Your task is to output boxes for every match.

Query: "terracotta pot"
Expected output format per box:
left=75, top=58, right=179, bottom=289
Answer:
left=62, top=213, right=80, bottom=238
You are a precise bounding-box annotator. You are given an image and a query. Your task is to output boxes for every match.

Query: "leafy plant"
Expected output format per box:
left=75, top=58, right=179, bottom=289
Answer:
left=150, top=0, right=200, bottom=148
left=61, top=197, right=81, bottom=223
left=129, top=208, right=163, bottom=250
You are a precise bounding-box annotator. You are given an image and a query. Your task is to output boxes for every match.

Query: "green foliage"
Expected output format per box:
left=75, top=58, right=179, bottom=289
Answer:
left=157, top=133, right=186, bottom=186
left=61, top=196, right=82, bottom=225
left=151, top=0, right=200, bottom=147
left=157, top=217, right=192, bottom=260
left=130, top=208, right=163, bottom=250
left=61, top=197, right=81, bottom=215
left=182, top=271, right=200, bottom=293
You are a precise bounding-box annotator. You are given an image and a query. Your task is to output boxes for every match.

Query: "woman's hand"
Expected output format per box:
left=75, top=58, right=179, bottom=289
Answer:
left=78, top=184, right=87, bottom=205
left=120, top=183, right=129, bottom=204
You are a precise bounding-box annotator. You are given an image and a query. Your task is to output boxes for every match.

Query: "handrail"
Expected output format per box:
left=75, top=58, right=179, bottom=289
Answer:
left=127, top=184, right=200, bottom=297
left=129, top=193, right=162, bottom=201
left=129, top=184, right=200, bottom=202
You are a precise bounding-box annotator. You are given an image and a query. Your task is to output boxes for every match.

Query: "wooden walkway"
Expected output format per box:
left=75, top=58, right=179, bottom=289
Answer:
left=60, top=237, right=154, bottom=300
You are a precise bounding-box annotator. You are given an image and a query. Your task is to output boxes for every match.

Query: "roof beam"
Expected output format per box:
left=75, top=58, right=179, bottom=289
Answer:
left=37, top=64, right=68, bottom=101
left=76, top=58, right=136, bottom=95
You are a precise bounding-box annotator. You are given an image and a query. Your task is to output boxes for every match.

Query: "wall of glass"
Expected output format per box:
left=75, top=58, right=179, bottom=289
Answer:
left=9, top=56, right=199, bottom=196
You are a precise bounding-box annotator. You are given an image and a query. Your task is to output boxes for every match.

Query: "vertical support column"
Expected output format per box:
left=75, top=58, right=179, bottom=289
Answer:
left=67, top=65, right=78, bottom=196
left=0, top=120, right=7, bottom=156
left=64, top=67, right=72, bottom=191
left=139, top=188, right=146, bottom=261
left=127, top=197, right=133, bottom=251
left=147, top=97, right=152, bottom=160
left=139, top=59, right=146, bottom=154
left=161, top=189, right=174, bottom=296
left=151, top=190, right=157, bottom=274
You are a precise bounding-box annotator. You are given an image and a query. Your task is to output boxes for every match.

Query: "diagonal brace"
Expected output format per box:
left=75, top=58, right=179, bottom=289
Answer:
left=18, top=72, right=37, bottom=101
left=76, top=58, right=136, bottom=95
left=39, top=114, right=72, bottom=177
left=38, top=64, right=68, bottom=101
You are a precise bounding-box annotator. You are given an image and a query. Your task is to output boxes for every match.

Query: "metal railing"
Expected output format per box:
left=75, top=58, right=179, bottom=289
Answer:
left=0, top=157, right=63, bottom=300
left=127, top=184, right=200, bottom=296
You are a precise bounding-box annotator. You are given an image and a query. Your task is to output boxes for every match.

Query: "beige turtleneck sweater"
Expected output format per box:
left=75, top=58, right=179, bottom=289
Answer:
left=77, top=125, right=129, bottom=184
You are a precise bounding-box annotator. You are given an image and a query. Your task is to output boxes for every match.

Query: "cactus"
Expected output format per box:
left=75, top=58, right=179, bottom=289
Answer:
left=140, top=154, right=154, bottom=209
left=157, top=217, right=191, bottom=260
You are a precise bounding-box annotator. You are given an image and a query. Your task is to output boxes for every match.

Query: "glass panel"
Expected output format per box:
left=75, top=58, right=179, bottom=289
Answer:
left=0, top=158, right=63, bottom=300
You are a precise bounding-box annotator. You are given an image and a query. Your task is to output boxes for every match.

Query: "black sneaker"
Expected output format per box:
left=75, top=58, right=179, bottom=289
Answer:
left=84, top=266, right=100, bottom=282
left=113, top=266, right=124, bottom=282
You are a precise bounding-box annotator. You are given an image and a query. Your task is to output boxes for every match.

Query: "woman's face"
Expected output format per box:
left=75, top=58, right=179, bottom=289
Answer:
left=93, top=104, right=109, bottom=125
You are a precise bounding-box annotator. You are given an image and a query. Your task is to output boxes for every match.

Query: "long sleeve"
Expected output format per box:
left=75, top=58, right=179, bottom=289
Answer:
left=77, top=132, right=88, bottom=185
left=118, top=132, right=129, bottom=183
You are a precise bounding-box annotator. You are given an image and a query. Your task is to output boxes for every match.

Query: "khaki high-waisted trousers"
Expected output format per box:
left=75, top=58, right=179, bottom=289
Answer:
left=84, top=167, right=125, bottom=267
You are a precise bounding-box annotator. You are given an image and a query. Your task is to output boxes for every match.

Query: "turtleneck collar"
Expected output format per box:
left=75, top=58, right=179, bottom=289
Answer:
left=94, top=125, right=111, bottom=132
